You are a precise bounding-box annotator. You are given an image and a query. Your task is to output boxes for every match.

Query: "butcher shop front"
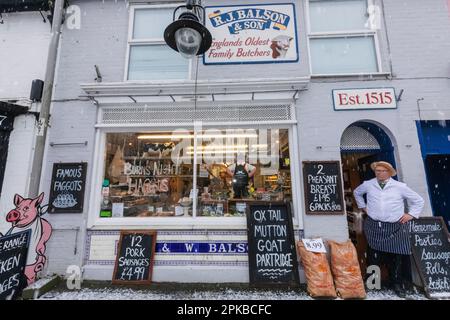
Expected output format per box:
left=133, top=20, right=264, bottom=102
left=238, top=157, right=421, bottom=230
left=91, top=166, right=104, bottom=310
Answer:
left=80, top=79, right=308, bottom=282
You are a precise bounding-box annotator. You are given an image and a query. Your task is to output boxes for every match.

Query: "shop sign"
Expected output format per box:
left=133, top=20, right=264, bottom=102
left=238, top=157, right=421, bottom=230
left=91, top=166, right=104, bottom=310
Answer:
left=204, top=3, right=299, bottom=64
left=409, top=217, right=450, bottom=299
left=332, top=88, right=397, bottom=110
left=0, top=230, right=30, bottom=300
left=0, top=114, right=14, bottom=131
left=48, top=162, right=87, bottom=213
left=112, top=230, right=156, bottom=285
left=157, top=242, right=248, bottom=254
left=246, top=202, right=299, bottom=286
left=302, top=161, right=345, bottom=215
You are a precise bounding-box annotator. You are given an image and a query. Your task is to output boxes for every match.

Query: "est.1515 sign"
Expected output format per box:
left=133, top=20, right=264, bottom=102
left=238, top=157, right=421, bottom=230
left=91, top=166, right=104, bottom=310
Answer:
left=332, top=88, right=397, bottom=110
left=302, top=161, right=345, bottom=215
left=48, top=162, right=87, bottom=213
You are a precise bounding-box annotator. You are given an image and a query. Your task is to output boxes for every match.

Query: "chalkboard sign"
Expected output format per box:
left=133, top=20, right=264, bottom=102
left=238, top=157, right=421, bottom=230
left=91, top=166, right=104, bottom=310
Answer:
left=409, top=217, right=450, bottom=299
left=246, top=202, right=299, bottom=286
left=0, top=114, right=14, bottom=131
left=48, top=162, right=87, bottom=213
left=112, top=230, right=156, bottom=285
left=0, top=230, right=30, bottom=300
left=302, top=161, right=345, bottom=215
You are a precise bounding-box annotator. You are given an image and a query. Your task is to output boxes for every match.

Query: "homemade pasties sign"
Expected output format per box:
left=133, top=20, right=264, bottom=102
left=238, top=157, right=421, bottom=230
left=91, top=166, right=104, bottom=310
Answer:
left=409, top=217, right=450, bottom=299
left=204, top=4, right=299, bottom=64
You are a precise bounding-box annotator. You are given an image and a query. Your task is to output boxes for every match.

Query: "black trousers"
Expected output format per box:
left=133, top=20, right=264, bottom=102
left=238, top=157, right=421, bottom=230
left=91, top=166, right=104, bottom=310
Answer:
left=233, top=185, right=248, bottom=198
left=366, top=246, right=412, bottom=286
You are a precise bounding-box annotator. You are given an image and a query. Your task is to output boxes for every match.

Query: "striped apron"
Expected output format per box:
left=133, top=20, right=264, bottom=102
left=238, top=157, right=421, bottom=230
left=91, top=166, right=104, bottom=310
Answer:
left=363, top=216, right=411, bottom=255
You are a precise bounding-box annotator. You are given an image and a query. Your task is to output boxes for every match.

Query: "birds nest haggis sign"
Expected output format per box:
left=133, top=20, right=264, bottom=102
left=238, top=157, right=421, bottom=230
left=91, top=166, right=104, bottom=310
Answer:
left=204, top=3, right=299, bottom=64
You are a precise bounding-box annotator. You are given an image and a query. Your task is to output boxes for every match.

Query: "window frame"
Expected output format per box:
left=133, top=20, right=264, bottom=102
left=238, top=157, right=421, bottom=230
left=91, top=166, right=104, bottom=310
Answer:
left=125, top=4, right=192, bottom=82
left=87, top=123, right=302, bottom=230
left=306, top=0, right=383, bottom=77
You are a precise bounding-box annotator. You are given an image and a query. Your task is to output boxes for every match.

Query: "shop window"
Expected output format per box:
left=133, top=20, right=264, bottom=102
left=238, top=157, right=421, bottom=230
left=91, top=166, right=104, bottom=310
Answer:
left=127, top=7, right=189, bottom=80
left=308, top=0, right=380, bottom=75
left=100, top=129, right=292, bottom=218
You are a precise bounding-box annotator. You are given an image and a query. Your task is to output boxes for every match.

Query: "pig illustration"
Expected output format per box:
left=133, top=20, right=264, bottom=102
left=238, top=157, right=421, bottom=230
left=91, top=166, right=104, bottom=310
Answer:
left=4, top=193, right=52, bottom=285
left=270, top=35, right=293, bottom=59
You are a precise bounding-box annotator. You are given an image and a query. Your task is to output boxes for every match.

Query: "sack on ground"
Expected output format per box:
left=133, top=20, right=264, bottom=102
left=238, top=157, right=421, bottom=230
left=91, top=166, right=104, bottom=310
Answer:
left=328, top=240, right=366, bottom=299
left=296, top=241, right=336, bottom=298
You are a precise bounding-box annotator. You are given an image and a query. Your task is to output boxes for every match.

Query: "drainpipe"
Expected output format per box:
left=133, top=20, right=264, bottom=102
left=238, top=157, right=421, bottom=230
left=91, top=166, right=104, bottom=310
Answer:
left=28, top=0, right=65, bottom=198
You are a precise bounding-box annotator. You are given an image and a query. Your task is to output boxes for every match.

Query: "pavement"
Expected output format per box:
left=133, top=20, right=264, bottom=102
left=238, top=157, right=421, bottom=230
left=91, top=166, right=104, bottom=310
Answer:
left=36, top=281, right=433, bottom=300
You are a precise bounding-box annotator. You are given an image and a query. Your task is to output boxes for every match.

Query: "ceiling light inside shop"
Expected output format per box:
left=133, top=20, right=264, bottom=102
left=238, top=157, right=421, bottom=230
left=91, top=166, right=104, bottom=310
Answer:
left=189, top=145, right=247, bottom=150
left=187, top=144, right=268, bottom=151
left=187, top=150, right=252, bottom=155
left=137, top=133, right=259, bottom=140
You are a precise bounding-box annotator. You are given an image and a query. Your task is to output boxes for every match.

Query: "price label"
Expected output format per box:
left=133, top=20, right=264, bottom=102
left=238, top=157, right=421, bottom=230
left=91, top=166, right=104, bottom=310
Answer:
left=189, top=188, right=199, bottom=199
left=302, top=238, right=326, bottom=253
left=112, top=203, right=124, bottom=217
left=120, top=266, right=146, bottom=281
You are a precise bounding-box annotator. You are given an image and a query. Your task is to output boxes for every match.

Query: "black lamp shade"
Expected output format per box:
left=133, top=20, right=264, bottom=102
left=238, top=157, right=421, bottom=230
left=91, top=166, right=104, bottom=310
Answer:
left=164, top=15, right=212, bottom=56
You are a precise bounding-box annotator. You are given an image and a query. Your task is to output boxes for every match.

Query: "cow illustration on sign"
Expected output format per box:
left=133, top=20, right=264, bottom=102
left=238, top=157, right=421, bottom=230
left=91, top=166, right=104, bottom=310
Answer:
left=270, top=35, right=292, bottom=59
left=0, top=193, right=52, bottom=285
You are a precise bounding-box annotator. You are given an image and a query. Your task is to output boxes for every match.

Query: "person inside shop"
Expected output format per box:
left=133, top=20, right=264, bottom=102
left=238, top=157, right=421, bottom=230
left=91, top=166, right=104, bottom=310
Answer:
left=353, top=161, right=424, bottom=297
left=226, top=154, right=257, bottom=199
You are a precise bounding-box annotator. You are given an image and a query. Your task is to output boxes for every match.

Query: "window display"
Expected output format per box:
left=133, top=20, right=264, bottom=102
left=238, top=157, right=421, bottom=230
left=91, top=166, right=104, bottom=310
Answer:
left=100, top=128, right=292, bottom=218
left=101, top=131, right=194, bottom=218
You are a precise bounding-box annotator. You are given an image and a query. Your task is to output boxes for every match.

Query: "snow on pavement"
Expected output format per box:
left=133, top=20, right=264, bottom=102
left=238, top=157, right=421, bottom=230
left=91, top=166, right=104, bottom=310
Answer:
left=38, top=287, right=432, bottom=300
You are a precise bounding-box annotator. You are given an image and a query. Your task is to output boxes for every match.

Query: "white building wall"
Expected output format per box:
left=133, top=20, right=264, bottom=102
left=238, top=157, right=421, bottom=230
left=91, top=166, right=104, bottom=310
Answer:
left=0, top=12, right=50, bottom=100
left=37, top=0, right=450, bottom=282
left=0, top=12, right=51, bottom=234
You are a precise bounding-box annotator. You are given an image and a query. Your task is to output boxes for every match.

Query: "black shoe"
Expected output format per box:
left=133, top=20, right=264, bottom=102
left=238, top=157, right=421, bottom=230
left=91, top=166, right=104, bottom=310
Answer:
left=402, top=282, right=415, bottom=295
left=393, top=284, right=406, bottom=298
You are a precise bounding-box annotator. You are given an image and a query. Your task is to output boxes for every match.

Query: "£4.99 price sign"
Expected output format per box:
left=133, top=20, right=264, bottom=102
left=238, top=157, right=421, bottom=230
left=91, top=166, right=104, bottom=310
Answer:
left=112, top=231, right=156, bottom=285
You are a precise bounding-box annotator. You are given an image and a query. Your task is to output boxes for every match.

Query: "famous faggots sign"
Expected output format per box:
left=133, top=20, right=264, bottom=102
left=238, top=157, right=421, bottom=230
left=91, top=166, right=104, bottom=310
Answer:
left=204, top=4, right=299, bottom=64
left=48, top=162, right=87, bottom=213
left=302, top=161, right=345, bottom=215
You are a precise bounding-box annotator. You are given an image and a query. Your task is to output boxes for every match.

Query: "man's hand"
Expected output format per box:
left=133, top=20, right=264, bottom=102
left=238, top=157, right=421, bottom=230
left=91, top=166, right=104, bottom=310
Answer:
left=399, top=213, right=414, bottom=224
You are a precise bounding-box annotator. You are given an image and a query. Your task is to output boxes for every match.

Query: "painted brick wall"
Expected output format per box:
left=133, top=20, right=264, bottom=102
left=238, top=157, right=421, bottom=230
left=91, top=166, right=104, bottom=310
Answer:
left=382, top=0, right=450, bottom=78
left=40, top=0, right=450, bottom=280
left=52, top=1, right=129, bottom=100
left=296, top=78, right=447, bottom=241
left=0, top=12, right=50, bottom=99
left=0, top=12, right=50, bottom=234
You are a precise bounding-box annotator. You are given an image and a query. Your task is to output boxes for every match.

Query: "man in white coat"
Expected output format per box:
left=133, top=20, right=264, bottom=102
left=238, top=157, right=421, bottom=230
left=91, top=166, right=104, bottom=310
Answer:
left=353, top=161, right=424, bottom=297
